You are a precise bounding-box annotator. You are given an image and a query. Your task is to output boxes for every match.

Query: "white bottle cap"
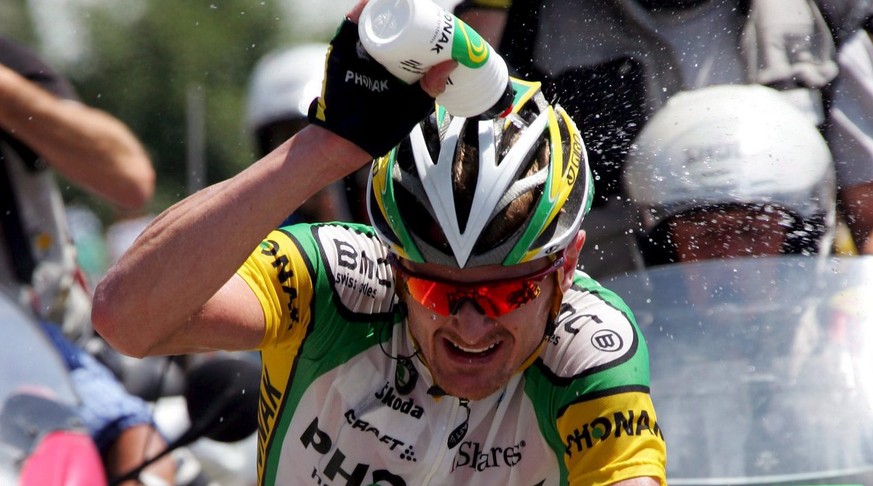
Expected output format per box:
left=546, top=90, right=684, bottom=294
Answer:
left=359, top=0, right=453, bottom=84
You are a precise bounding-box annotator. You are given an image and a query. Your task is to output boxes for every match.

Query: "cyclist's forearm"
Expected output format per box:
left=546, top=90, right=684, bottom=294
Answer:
left=92, top=125, right=368, bottom=357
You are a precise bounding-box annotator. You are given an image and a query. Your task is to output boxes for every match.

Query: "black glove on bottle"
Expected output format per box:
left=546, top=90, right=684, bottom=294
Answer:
left=308, top=20, right=436, bottom=158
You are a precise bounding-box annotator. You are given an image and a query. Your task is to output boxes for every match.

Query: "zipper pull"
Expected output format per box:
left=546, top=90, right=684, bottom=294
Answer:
left=447, top=399, right=470, bottom=449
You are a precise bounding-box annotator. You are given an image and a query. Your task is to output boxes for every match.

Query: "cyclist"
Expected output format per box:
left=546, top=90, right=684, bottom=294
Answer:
left=623, top=84, right=837, bottom=265
left=92, top=2, right=667, bottom=484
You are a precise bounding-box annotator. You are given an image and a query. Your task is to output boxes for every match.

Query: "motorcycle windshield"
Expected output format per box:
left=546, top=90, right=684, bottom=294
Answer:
left=0, top=294, right=78, bottom=407
left=606, top=255, right=873, bottom=485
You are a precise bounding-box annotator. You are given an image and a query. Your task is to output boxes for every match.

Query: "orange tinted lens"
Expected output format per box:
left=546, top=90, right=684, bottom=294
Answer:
left=391, top=252, right=565, bottom=318
left=403, top=277, right=542, bottom=317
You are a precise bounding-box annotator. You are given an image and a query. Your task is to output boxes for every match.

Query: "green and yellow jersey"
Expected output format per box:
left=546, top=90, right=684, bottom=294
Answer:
left=239, top=222, right=666, bottom=485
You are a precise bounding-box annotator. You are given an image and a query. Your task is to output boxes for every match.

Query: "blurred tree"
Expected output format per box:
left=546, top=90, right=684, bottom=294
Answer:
left=8, top=1, right=463, bottom=225
left=0, top=0, right=34, bottom=43
left=62, top=0, right=286, bottom=218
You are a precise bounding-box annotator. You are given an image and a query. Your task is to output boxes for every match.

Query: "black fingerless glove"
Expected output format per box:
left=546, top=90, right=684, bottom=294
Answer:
left=308, top=19, right=436, bottom=158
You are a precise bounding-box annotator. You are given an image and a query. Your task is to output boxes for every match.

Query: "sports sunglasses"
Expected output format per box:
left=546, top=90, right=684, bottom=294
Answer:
left=389, top=251, right=566, bottom=318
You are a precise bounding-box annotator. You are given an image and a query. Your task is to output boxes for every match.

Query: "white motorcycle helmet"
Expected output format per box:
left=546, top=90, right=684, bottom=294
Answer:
left=243, top=43, right=328, bottom=155
left=624, top=84, right=837, bottom=265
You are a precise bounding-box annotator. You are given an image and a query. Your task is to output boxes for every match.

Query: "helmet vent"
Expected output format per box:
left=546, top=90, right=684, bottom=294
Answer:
left=410, top=112, right=549, bottom=266
left=452, top=122, right=482, bottom=235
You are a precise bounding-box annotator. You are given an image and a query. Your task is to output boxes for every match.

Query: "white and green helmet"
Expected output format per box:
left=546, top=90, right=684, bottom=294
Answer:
left=367, top=78, right=594, bottom=268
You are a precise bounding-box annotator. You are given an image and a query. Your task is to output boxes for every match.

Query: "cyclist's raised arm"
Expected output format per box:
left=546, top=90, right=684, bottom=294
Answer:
left=92, top=0, right=453, bottom=358
left=92, top=127, right=365, bottom=357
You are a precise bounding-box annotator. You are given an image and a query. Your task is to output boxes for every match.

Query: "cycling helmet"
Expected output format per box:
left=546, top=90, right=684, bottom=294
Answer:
left=243, top=43, right=328, bottom=141
left=624, top=84, right=836, bottom=264
left=368, top=78, right=594, bottom=268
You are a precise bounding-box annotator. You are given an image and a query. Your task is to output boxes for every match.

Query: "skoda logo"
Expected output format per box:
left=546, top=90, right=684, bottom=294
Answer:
left=591, top=329, right=622, bottom=352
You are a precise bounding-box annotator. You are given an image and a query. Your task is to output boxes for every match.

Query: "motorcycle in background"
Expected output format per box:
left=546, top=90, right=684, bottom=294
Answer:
left=0, top=293, right=104, bottom=485
left=0, top=291, right=259, bottom=486
left=606, top=255, right=873, bottom=485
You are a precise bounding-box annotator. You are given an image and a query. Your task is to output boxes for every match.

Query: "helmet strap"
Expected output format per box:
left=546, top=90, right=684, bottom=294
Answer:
left=544, top=270, right=564, bottom=337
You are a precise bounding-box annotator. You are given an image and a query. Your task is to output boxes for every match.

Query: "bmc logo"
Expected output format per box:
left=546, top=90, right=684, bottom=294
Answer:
left=317, top=225, right=395, bottom=314
left=591, top=329, right=622, bottom=352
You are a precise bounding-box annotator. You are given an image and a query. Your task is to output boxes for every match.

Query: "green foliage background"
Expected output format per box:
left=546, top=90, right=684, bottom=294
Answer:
left=3, top=0, right=349, bottom=222
left=77, top=1, right=282, bottom=214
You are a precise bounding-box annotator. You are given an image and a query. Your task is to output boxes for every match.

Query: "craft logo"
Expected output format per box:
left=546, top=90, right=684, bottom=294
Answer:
left=344, top=409, right=418, bottom=463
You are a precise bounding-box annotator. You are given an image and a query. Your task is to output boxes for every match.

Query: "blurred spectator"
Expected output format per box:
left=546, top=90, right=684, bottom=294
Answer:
left=0, top=36, right=173, bottom=484
left=456, top=0, right=873, bottom=276
left=105, top=210, right=155, bottom=268
left=623, top=84, right=837, bottom=264
left=66, top=204, right=110, bottom=284
left=244, top=43, right=369, bottom=225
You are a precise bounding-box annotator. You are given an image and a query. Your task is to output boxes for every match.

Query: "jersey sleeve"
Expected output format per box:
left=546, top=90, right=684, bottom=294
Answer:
left=237, top=227, right=314, bottom=351
left=558, top=392, right=666, bottom=485
left=540, top=273, right=667, bottom=485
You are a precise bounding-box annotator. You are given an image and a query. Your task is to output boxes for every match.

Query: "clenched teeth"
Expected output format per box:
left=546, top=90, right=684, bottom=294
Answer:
left=450, top=341, right=498, bottom=353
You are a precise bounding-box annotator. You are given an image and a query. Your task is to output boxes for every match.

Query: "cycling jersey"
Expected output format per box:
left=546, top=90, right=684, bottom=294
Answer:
left=238, top=222, right=667, bottom=486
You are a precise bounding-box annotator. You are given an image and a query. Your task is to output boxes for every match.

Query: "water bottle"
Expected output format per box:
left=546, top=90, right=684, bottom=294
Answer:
left=358, top=0, right=514, bottom=118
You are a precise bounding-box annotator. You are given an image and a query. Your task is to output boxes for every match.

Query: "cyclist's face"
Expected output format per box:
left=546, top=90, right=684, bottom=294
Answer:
left=400, top=257, right=563, bottom=400
left=668, top=207, right=790, bottom=262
